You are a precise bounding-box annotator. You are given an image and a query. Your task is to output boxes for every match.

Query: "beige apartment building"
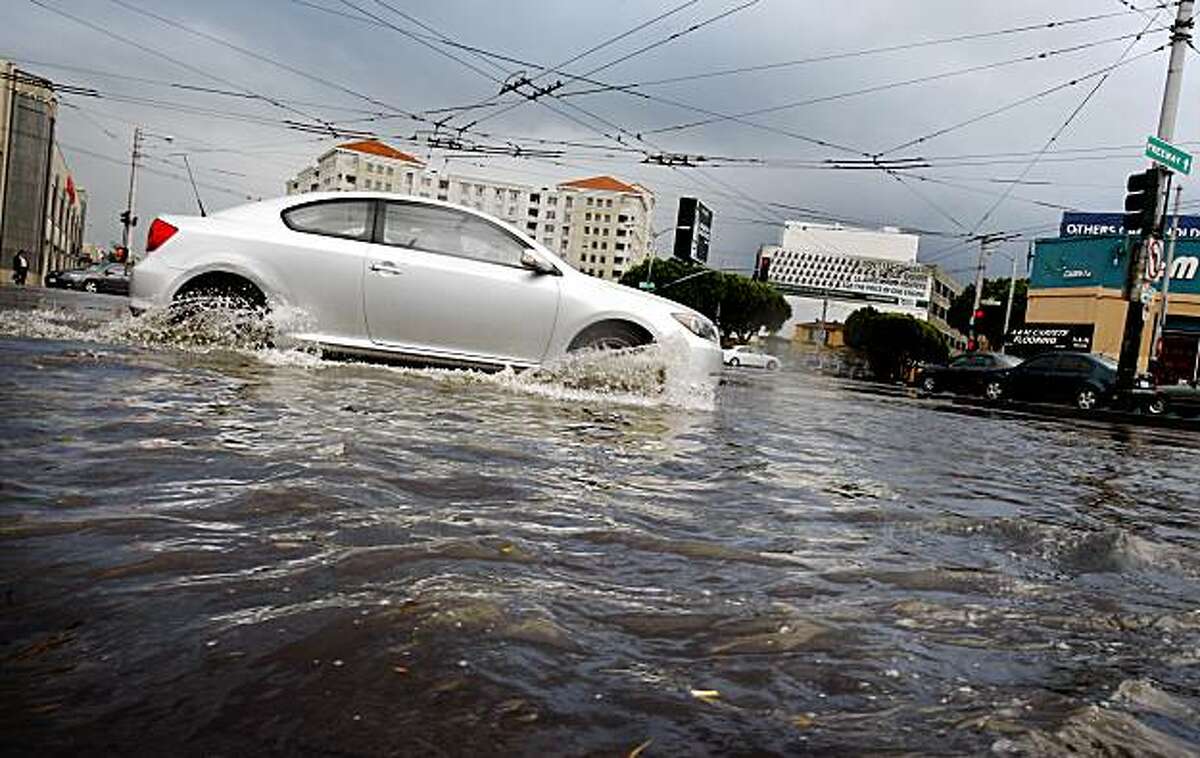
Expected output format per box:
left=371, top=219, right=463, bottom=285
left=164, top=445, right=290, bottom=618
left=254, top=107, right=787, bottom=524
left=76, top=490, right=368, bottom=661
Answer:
left=286, top=140, right=654, bottom=281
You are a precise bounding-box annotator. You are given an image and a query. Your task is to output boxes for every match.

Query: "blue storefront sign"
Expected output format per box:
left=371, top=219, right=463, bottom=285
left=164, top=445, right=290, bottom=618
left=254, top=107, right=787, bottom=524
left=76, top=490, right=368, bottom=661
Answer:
left=1031, top=235, right=1200, bottom=293
left=1060, top=212, right=1200, bottom=239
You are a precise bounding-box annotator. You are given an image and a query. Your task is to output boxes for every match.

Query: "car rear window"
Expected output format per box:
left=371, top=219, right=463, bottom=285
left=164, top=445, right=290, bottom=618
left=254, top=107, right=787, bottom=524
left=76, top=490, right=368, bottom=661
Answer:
left=282, top=200, right=373, bottom=240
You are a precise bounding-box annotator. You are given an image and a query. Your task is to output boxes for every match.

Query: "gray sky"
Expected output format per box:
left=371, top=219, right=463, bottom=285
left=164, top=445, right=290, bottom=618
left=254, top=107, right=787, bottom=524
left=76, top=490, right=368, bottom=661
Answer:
left=6, top=0, right=1199, bottom=280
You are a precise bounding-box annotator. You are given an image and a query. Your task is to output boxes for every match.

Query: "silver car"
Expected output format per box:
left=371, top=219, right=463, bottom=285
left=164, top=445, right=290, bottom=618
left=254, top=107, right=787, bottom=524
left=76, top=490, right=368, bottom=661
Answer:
left=130, top=192, right=723, bottom=379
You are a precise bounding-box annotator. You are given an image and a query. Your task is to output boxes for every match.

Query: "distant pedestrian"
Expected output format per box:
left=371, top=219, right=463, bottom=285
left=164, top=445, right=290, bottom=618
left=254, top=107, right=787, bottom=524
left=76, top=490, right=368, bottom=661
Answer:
left=12, top=249, right=29, bottom=286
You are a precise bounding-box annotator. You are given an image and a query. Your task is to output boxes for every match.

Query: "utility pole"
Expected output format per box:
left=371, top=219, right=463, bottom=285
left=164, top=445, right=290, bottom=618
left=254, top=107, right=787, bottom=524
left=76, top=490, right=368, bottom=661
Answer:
left=1116, top=0, right=1194, bottom=388
left=1151, top=186, right=1183, bottom=367
left=1001, top=249, right=1020, bottom=353
left=121, top=126, right=142, bottom=254
left=967, top=236, right=993, bottom=351
left=967, top=232, right=1019, bottom=350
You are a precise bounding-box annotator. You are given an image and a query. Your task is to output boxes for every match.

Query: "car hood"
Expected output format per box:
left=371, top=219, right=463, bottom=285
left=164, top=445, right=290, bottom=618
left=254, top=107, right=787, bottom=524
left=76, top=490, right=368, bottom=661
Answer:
left=569, top=272, right=709, bottom=322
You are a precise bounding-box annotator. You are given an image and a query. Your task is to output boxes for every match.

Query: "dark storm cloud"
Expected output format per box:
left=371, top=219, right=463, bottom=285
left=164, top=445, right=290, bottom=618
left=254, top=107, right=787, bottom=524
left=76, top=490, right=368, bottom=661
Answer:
left=5, top=0, right=1197, bottom=277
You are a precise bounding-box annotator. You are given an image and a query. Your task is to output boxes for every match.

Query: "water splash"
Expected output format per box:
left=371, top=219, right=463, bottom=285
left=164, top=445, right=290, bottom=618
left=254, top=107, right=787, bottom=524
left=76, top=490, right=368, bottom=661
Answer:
left=0, top=303, right=717, bottom=410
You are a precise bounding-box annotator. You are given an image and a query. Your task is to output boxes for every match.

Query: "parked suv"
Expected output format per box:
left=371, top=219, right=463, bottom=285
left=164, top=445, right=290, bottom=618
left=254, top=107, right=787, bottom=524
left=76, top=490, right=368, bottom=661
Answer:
left=984, top=351, right=1118, bottom=411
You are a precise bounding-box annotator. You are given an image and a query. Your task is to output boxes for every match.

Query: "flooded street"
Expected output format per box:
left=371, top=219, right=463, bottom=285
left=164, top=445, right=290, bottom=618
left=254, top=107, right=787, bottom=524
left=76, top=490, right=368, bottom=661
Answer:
left=3, top=306, right=1200, bottom=756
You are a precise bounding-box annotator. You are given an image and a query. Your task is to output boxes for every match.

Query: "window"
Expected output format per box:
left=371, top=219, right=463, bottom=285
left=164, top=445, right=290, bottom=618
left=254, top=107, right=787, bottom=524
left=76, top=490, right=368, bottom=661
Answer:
left=530, top=193, right=540, bottom=204
left=282, top=200, right=373, bottom=240
left=605, top=199, right=612, bottom=207
left=565, top=197, right=573, bottom=208
left=439, top=179, right=450, bottom=189
left=586, top=198, right=594, bottom=206
left=346, top=175, right=357, bottom=184
left=586, top=212, right=592, bottom=221
left=616, top=228, right=626, bottom=237
left=618, top=214, right=628, bottom=223
left=528, top=208, right=539, bottom=217
left=387, top=167, right=394, bottom=175
left=381, top=202, right=527, bottom=267
left=591, top=241, right=598, bottom=249
left=526, top=221, right=538, bottom=231
left=615, top=243, right=626, bottom=251
left=545, top=225, right=555, bottom=233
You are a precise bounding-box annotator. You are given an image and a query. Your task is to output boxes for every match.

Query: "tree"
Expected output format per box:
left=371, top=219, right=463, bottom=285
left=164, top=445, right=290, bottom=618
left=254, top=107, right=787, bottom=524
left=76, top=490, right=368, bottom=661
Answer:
left=619, top=258, right=792, bottom=342
left=844, top=307, right=949, bottom=382
left=947, top=278, right=1028, bottom=351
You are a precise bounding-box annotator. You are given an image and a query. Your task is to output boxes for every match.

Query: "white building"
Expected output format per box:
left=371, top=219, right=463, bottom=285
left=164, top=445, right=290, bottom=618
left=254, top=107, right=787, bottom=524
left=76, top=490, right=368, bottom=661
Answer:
left=758, top=220, right=963, bottom=344
left=286, top=141, right=654, bottom=281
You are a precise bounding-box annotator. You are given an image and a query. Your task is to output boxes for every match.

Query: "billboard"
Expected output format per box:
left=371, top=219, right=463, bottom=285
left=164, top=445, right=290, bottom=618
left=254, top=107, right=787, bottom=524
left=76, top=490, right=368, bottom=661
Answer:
left=1031, top=235, right=1200, bottom=294
left=673, top=197, right=712, bottom=263
left=1059, top=212, right=1200, bottom=239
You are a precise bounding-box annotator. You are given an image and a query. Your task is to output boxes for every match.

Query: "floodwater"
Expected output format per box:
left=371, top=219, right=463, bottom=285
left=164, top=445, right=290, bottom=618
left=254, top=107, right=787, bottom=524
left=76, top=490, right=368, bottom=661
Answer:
left=2, top=303, right=1200, bottom=756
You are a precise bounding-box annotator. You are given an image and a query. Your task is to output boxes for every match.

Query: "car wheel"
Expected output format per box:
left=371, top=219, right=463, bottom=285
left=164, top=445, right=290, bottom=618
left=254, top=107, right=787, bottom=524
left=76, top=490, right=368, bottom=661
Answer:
left=765, top=359, right=779, bottom=371
left=921, top=375, right=937, bottom=393
left=171, top=277, right=272, bottom=347
left=83, top=281, right=98, bottom=293
left=729, top=357, right=740, bottom=367
left=1076, top=387, right=1099, bottom=411
left=567, top=321, right=649, bottom=352
left=1145, top=396, right=1167, bottom=416
left=985, top=380, right=1003, bottom=402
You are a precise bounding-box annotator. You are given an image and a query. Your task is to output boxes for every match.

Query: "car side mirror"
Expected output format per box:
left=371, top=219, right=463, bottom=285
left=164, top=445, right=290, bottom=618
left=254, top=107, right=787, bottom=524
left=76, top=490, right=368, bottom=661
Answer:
left=520, top=249, right=558, bottom=276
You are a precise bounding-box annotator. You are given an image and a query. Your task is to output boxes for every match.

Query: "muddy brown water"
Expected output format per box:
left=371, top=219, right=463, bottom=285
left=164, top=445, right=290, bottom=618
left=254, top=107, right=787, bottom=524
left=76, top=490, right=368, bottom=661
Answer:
left=2, top=306, right=1199, bottom=756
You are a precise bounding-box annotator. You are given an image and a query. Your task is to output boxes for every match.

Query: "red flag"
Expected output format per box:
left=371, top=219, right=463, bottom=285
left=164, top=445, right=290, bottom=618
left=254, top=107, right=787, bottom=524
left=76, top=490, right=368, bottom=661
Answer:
left=66, top=175, right=76, bottom=205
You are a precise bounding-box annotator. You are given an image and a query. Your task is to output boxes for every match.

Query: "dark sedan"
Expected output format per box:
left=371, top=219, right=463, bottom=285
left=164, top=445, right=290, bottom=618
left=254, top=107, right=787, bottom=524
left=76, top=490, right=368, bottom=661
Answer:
left=59, top=263, right=130, bottom=296
left=1147, top=382, right=1200, bottom=418
left=984, top=351, right=1118, bottom=411
left=916, top=352, right=1021, bottom=395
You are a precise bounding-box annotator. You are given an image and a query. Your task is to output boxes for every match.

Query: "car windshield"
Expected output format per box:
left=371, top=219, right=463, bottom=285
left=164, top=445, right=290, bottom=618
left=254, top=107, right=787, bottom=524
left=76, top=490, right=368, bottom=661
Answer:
left=1094, top=355, right=1119, bottom=370
left=996, top=355, right=1023, bottom=368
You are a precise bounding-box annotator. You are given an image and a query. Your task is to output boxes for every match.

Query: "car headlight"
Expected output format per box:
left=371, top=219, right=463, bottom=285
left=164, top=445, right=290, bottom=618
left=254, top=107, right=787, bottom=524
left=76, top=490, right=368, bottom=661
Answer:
left=672, top=312, right=719, bottom=343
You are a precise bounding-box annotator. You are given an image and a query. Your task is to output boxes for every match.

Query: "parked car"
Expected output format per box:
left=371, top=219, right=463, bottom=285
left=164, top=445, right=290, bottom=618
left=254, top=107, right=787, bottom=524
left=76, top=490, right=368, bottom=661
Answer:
left=983, top=351, right=1119, bottom=410
left=915, top=352, right=1021, bottom=395
left=723, top=344, right=780, bottom=371
left=129, top=193, right=724, bottom=379
left=1146, top=382, right=1200, bottom=418
left=58, top=262, right=130, bottom=295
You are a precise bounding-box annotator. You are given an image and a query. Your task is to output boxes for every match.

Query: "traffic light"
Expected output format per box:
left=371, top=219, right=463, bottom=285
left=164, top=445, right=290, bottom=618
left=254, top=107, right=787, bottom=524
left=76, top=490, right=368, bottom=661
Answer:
left=119, top=210, right=137, bottom=227
left=1123, top=169, right=1163, bottom=236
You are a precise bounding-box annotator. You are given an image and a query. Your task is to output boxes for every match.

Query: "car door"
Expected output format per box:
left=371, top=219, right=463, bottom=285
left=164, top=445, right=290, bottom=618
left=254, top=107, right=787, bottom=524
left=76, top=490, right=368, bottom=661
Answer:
left=946, top=355, right=982, bottom=393
left=363, top=201, right=561, bottom=366
left=277, top=199, right=375, bottom=343
left=1010, top=353, right=1059, bottom=401
left=103, top=263, right=129, bottom=295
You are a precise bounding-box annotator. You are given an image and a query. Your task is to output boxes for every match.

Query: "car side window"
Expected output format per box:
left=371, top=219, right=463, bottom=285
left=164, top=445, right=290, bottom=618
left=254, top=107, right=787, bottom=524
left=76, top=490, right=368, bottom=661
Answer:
left=1059, top=356, right=1091, bottom=374
left=282, top=200, right=373, bottom=240
left=1023, top=354, right=1059, bottom=371
left=949, top=356, right=972, bottom=368
left=382, top=203, right=527, bottom=268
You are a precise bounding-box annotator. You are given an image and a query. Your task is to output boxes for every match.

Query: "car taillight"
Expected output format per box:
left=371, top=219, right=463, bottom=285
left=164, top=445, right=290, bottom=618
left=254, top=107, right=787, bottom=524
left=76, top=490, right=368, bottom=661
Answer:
left=146, top=218, right=178, bottom=254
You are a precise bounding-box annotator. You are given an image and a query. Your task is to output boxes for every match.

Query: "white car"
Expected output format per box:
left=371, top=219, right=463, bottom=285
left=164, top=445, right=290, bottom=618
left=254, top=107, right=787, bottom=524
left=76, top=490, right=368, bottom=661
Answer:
left=723, top=344, right=779, bottom=371
left=130, top=192, right=723, bottom=379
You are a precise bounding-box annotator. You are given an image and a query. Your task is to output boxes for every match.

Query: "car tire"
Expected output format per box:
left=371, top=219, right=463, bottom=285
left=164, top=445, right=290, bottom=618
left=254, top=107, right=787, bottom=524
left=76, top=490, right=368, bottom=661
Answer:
left=567, top=321, right=648, bottom=352
left=729, top=357, right=740, bottom=367
left=83, top=281, right=98, bottom=293
left=1076, top=386, right=1099, bottom=411
left=765, top=359, right=779, bottom=371
left=985, top=380, right=1003, bottom=402
left=921, top=375, right=937, bottom=393
left=171, top=277, right=272, bottom=347
left=1145, top=396, right=1167, bottom=416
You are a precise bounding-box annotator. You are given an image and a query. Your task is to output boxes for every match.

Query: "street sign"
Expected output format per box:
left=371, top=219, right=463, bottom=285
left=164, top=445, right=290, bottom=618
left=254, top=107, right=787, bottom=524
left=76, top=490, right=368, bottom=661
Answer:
left=638, top=281, right=656, bottom=292
left=1145, top=135, right=1193, bottom=176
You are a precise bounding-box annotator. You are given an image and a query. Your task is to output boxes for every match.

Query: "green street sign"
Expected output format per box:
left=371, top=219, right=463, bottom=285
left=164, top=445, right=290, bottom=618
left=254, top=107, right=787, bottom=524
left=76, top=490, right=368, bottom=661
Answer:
left=1145, top=135, right=1193, bottom=176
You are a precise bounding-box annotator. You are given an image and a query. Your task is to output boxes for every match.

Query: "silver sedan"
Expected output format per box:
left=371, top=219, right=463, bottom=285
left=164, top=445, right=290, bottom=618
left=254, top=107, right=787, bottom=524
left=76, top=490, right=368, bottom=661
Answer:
left=130, top=192, right=723, bottom=381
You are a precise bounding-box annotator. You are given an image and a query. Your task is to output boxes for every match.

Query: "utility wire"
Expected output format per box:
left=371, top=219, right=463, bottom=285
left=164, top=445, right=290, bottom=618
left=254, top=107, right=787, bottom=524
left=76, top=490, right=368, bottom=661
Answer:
left=567, top=2, right=1176, bottom=90
left=876, top=42, right=1167, bottom=157
left=27, top=0, right=332, bottom=130
left=640, top=28, right=1169, bottom=136
left=965, top=6, right=1167, bottom=236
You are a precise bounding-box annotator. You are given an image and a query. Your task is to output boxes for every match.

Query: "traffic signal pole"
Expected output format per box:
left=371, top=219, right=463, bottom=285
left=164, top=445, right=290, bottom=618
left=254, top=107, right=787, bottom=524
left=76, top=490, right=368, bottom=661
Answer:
left=1116, top=0, right=1194, bottom=389
left=967, top=235, right=993, bottom=350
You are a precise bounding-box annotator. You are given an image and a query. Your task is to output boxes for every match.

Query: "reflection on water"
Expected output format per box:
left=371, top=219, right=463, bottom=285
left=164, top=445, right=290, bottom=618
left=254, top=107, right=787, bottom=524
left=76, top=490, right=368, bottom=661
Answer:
left=1, top=307, right=1199, bottom=755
